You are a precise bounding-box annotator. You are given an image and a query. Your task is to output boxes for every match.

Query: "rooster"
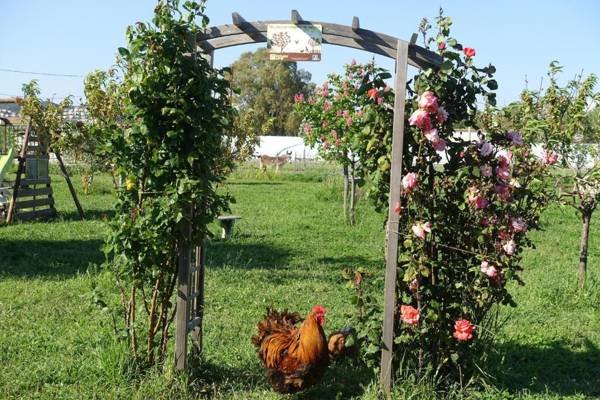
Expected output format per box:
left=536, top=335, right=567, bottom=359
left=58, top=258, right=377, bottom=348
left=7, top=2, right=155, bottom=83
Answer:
left=253, top=305, right=349, bottom=393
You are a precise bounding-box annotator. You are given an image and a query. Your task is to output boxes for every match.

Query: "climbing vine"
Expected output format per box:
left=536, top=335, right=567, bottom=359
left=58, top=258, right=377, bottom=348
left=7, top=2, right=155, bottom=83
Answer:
left=102, top=0, right=233, bottom=367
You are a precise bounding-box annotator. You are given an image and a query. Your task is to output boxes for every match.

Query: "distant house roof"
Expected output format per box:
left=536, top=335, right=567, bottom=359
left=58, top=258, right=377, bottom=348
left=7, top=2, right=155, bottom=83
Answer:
left=0, top=101, right=89, bottom=123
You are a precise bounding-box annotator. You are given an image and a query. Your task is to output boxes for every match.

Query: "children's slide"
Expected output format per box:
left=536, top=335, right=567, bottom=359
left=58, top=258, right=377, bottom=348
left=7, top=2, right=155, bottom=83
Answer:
left=0, top=146, right=15, bottom=183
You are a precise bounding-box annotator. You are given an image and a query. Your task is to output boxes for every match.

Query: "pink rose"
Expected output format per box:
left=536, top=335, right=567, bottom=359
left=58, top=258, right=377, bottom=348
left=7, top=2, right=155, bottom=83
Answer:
left=412, top=221, right=432, bottom=240
left=510, top=217, right=528, bottom=233
left=542, top=149, right=559, bottom=165
left=346, top=117, right=353, bottom=127
left=480, top=164, right=493, bottom=177
left=463, top=47, right=476, bottom=57
left=479, top=141, right=493, bottom=157
left=294, top=93, right=304, bottom=103
left=424, top=129, right=439, bottom=142
left=498, top=155, right=510, bottom=168
left=323, top=101, right=332, bottom=112
left=418, top=91, right=439, bottom=113
left=438, top=41, right=446, bottom=50
left=303, top=123, right=312, bottom=134
left=467, top=187, right=488, bottom=210
left=495, top=184, right=511, bottom=202
left=453, top=319, right=475, bottom=341
left=503, top=239, right=517, bottom=255
left=377, top=97, right=384, bottom=105
left=436, top=106, right=449, bottom=124
left=331, top=130, right=338, bottom=139
left=400, top=305, right=420, bottom=326
left=408, top=109, right=432, bottom=131
left=402, top=172, right=418, bottom=192
left=431, top=138, right=447, bottom=151
left=480, top=261, right=498, bottom=278
left=496, top=166, right=511, bottom=182
left=322, top=120, right=329, bottom=129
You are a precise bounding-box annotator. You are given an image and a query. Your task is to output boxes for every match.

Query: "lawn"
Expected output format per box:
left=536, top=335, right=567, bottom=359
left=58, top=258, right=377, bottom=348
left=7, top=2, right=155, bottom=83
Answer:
left=0, top=163, right=598, bottom=399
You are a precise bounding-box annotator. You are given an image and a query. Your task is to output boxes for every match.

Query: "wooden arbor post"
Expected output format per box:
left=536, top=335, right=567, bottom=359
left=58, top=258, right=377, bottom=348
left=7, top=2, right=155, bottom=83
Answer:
left=174, top=11, right=441, bottom=386
left=174, top=43, right=213, bottom=372
left=379, top=39, right=409, bottom=393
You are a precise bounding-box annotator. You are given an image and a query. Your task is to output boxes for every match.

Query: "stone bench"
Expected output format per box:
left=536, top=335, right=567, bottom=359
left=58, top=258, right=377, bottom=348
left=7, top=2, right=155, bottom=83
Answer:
left=217, top=215, right=241, bottom=240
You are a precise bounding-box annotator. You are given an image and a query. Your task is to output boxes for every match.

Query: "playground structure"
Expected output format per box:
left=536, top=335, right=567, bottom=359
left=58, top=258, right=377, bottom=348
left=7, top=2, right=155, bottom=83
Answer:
left=0, top=98, right=84, bottom=223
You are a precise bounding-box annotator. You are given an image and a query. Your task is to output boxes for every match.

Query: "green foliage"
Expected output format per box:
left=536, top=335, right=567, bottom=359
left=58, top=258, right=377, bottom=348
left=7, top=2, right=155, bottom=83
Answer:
left=229, top=48, right=314, bottom=135
left=19, top=80, right=73, bottom=153
left=102, top=0, right=234, bottom=367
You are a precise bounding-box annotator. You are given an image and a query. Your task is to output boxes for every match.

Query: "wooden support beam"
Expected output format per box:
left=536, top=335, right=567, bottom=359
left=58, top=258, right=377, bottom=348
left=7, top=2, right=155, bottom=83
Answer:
left=55, top=151, right=84, bottom=220
left=291, top=9, right=302, bottom=24
left=380, top=39, right=409, bottom=395
left=231, top=12, right=244, bottom=27
left=175, top=207, right=192, bottom=371
left=352, top=16, right=360, bottom=32
left=410, top=32, right=418, bottom=45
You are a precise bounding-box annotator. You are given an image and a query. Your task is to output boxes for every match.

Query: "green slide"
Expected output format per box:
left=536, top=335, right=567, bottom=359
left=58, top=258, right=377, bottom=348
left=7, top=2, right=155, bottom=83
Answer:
left=0, top=146, right=15, bottom=183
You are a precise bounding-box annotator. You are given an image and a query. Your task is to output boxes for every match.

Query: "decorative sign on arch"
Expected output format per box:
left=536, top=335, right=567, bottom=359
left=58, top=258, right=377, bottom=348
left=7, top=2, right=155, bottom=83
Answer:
left=175, top=9, right=442, bottom=395
left=267, top=23, right=322, bottom=61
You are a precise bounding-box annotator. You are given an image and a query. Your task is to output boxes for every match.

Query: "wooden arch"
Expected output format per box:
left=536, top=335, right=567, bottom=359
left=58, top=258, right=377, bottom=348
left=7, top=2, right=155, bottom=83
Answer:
left=175, top=10, right=442, bottom=395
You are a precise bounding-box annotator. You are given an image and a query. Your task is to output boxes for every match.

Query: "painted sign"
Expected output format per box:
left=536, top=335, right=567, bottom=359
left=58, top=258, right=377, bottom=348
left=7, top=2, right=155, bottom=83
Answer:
left=267, top=23, right=322, bottom=61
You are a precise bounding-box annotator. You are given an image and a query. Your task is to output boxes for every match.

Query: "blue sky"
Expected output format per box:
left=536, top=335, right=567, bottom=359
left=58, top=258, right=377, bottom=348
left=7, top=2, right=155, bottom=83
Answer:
left=1, top=1, right=599, bottom=106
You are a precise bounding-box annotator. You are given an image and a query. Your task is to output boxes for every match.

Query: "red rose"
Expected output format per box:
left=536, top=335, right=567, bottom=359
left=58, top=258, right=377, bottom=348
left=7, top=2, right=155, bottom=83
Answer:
left=400, top=305, right=420, bottom=326
left=463, top=47, right=476, bottom=57
left=438, top=42, right=446, bottom=50
left=367, top=88, right=378, bottom=100
left=453, top=319, right=475, bottom=341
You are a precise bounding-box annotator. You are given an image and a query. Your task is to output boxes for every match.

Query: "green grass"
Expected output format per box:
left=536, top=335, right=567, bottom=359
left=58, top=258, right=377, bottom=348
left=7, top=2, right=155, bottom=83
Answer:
left=0, top=162, right=598, bottom=399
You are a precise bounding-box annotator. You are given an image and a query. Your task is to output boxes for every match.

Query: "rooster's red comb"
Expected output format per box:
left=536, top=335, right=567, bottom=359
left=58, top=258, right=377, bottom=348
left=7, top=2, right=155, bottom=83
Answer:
left=312, top=305, right=326, bottom=314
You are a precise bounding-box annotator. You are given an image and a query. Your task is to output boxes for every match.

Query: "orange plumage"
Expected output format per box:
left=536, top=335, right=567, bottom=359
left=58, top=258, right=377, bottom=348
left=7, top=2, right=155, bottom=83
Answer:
left=251, top=306, right=329, bottom=393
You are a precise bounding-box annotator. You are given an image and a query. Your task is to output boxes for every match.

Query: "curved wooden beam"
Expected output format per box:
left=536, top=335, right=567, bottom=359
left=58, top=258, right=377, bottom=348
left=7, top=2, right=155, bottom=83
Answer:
left=196, top=20, right=442, bottom=69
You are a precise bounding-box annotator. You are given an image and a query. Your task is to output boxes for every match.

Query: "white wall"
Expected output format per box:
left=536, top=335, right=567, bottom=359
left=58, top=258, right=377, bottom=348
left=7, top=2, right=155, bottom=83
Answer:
left=255, top=135, right=320, bottom=160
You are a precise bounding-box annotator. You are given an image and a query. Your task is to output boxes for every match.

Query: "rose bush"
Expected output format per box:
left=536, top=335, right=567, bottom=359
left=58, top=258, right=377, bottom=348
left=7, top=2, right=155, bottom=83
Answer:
left=328, top=10, right=552, bottom=385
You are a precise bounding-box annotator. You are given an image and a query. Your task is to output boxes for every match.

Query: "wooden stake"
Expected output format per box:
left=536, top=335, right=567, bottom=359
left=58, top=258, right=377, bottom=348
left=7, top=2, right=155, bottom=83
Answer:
left=54, top=151, right=85, bottom=220
left=380, top=40, right=409, bottom=395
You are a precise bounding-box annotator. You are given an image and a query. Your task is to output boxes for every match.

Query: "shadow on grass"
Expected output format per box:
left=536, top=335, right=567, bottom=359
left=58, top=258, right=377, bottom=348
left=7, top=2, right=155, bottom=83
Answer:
left=58, top=208, right=115, bottom=222
left=490, top=340, right=600, bottom=397
left=225, top=181, right=284, bottom=186
left=0, top=239, right=104, bottom=277
left=187, top=354, right=373, bottom=399
left=207, top=241, right=293, bottom=270
left=318, top=255, right=382, bottom=270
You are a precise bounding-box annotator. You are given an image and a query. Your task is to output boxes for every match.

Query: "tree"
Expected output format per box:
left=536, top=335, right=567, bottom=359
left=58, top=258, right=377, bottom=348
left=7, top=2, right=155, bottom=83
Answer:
left=62, top=69, right=126, bottom=192
left=502, top=62, right=600, bottom=287
left=295, top=60, right=395, bottom=224
left=229, top=48, right=314, bottom=136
